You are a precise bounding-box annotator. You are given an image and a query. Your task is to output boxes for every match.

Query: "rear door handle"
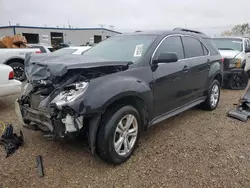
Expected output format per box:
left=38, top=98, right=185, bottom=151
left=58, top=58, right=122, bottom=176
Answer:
left=183, top=65, right=189, bottom=72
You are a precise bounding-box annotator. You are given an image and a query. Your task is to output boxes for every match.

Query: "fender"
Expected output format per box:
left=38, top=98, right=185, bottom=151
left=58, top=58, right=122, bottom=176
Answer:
left=3, top=56, right=25, bottom=64
left=68, top=74, right=154, bottom=117
left=207, top=60, right=223, bottom=87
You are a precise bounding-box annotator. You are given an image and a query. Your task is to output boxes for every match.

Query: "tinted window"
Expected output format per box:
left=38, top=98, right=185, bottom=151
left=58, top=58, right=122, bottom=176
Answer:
left=203, top=38, right=220, bottom=55
left=202, top=44, right=209, bottom=55
left=155, top=36, right=184, bottom=59
left=182, top=37, right=204, bottom=58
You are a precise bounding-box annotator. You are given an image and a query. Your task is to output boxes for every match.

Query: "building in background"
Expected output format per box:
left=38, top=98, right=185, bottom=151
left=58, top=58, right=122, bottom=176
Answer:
left=0, top=25, right=121, bottom=46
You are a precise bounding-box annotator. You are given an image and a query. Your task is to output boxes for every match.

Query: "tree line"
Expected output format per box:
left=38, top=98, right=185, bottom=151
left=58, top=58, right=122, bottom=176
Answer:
left=221, top=23, right=250, bottom=36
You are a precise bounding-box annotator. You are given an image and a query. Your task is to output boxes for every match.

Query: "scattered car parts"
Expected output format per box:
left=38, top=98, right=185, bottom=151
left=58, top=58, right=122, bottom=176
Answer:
left=36, top=155, right=44, bottom=178
left=0, top=124, right=24, bottom=158
left=228, top=87, right=250, bottom=121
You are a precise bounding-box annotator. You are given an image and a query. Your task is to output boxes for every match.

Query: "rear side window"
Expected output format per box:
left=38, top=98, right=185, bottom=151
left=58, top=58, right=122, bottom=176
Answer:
left=202, top=45, right=209, bottom=55
left=182, top=36, right=204, bottom=58
left=203, top=38, right=220, bottom=55
left=155, top=36, right=184, bottom=59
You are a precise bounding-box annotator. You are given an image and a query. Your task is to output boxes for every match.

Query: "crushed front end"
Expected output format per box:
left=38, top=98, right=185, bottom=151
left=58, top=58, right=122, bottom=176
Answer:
left=15, top=54, right=129, bottom=140
left=16, top=78, right=88, bottom=139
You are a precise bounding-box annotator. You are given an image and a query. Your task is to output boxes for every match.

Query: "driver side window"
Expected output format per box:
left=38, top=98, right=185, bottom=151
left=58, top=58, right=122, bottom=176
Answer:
left=155, top=36, right=184, bottom=60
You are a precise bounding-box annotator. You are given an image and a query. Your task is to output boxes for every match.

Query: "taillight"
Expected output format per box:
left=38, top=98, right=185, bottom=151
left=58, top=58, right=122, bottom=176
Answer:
left=9, top=71, right=14, bottom=80
left=35, top=51, right=41, bottom=54
left=221, top=58, right=224, bottom=63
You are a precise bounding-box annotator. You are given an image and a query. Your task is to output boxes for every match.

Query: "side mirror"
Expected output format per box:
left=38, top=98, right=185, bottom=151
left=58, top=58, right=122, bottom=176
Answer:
left=246, top=47, right=250, bottom=53
left=152, top=52, right=178, bottom=65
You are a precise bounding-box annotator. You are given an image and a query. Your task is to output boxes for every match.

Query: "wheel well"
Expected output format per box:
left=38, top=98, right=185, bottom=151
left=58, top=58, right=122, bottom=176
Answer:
left=103, top=96, right=148, bottom=130
left=5, top=58, right=24, bottom=65
left=214, top=73, right=223, bottom=86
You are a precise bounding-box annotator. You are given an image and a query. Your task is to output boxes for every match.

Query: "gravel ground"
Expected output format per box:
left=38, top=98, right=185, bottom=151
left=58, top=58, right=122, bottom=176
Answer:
left=1, top=88, right=250, bottom=188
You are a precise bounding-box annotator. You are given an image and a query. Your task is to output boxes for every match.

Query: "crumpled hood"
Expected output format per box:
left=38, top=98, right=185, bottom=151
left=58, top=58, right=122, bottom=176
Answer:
left=219, top=50, right=241, bottom=59
left=24, top=53, right=130, bottom=83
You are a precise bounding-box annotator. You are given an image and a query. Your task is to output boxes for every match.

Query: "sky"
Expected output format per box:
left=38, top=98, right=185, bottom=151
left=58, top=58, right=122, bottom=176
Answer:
left=0, top=0, right=249, bottom=36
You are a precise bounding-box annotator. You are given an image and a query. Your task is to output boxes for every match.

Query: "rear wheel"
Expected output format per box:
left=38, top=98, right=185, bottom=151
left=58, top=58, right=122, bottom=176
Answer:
left=201, top=80, right=220, bottom=110
left=97, top=105, right=141, bottom=165
left=8, top=61, right=25, bottom=81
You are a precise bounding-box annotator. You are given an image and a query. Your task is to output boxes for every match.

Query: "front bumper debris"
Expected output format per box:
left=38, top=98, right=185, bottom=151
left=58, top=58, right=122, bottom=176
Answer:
left=15, top=98, right=84, bottom=137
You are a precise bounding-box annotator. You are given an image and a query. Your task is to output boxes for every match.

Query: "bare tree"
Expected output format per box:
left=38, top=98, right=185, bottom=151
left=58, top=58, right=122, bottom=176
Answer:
left=221, top=23, right=250, bottom=36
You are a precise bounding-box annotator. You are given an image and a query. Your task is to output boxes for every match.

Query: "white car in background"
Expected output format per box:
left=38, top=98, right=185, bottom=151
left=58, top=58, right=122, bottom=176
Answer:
left=52, top=46, right=92, bottom=55
left=27, top=43, right=54, bottom=53
left=212, top=37, right=250, bottom=74
left=0, top=64, right=22, bottom=97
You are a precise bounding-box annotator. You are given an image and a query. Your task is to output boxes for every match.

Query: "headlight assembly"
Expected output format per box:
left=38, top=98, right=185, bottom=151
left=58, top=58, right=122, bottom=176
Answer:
left=229, top=58, right=242, bottom=68
left=51, top=82, right=89, bottom=109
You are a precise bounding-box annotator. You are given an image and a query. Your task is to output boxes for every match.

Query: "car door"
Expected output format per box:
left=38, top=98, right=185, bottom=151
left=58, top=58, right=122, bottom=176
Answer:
left=181, top=36, right=210, bottom=102
left=152, top=36, right=189, bottom=117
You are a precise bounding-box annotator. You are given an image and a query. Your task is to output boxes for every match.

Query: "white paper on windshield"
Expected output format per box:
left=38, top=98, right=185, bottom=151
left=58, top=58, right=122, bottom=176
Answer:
left=133, top=44, right=144, bottom=57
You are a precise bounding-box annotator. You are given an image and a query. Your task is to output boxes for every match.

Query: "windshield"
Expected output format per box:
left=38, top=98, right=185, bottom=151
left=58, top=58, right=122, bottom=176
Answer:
left=83, top=35, right=157, bottom=63
left=213, top=38, right=243, bottom=51
left=52, top=48, right=77, bottom=54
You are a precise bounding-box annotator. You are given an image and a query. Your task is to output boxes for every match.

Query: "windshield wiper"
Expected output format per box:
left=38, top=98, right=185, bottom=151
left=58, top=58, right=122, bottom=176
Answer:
left=218, top=48, right=235, bottom=50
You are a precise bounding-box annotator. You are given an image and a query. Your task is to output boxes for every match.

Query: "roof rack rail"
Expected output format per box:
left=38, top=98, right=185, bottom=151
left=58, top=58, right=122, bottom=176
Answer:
left=173, top=28, right=205, bottom=35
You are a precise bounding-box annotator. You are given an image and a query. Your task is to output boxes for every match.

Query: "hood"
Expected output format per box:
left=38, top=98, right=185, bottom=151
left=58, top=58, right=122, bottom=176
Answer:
left=25, top=54, right=130, bottom=84
left=219, top=50, right=241, bottom=59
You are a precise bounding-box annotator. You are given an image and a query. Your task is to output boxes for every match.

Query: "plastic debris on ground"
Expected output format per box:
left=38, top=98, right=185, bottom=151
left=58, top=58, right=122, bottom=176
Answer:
left=0, top=124, right=24, bottom=158
left=228, top=87, right=250, bottom=122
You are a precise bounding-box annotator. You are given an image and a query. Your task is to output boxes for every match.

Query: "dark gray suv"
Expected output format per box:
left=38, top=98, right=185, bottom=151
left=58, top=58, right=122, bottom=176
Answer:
left=17, top=28, right=223, bottom=164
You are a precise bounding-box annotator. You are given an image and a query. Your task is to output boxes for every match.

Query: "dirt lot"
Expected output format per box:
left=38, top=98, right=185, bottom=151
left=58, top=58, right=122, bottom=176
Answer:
left=1, top=88, right=250, bottom=188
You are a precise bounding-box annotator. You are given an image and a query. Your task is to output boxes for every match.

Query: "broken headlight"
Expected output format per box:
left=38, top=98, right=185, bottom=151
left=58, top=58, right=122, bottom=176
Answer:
left=51, top=82, right=89, bottom=109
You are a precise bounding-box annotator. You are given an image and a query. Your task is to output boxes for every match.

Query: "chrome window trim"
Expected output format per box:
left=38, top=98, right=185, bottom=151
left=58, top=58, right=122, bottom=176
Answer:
left=151, top=34, right=211, bottom=65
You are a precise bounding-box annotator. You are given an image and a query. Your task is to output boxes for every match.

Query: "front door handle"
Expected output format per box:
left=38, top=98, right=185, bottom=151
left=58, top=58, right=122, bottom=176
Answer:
left=183, top=65, right=189, bottom=72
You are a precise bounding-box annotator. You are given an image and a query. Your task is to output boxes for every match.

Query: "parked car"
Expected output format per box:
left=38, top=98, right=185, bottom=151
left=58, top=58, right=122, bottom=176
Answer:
left=27, top=43, right=55, bottom=53
left=0, top=64, right=22, bottom=97
left=212, top=37, right=250, bottom=89
left=16, top=28, right=223, bottom=165
left=0, top=48, right=41, bottom=81
left=52, top=46, right=92, bottom=55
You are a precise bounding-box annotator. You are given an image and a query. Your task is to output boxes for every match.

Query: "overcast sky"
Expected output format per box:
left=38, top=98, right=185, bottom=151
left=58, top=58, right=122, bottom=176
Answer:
left=0, top=0, right=249, bottom=35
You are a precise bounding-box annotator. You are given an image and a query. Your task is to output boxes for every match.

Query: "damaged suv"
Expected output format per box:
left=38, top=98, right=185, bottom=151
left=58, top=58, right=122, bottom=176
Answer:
left=16, top=28, right=223, bottom=164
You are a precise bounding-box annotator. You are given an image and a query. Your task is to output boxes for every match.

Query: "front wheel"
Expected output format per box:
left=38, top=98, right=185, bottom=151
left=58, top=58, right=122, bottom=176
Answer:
left=201, top=80, right=221, bottom=111
left=97, top=105, right=141, bottom=165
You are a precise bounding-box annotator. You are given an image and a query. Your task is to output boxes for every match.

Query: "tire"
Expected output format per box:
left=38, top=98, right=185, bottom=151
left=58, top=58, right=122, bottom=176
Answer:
left=247, top=69, right=250, bottom=78
left=8, top=61, right=26, bottom=81
left=227, top=71, right=248, bottom=90
left=96, top=105, right=141, bottom=165
left=201, top=80, right=221, bottom=111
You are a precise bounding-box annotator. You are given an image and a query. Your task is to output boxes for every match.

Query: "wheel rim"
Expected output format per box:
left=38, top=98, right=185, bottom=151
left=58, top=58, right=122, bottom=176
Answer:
left=113, top=114, right=138, bottom=156
left=210, top=84, right=219, bottom=107
left=12, top=65, right=24, bottom=81
left=232, top=75, right=245, bottom=88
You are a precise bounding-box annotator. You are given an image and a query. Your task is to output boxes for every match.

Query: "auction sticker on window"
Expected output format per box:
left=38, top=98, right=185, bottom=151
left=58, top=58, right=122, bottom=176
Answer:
left=133, top=44, right=144, bottom=57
